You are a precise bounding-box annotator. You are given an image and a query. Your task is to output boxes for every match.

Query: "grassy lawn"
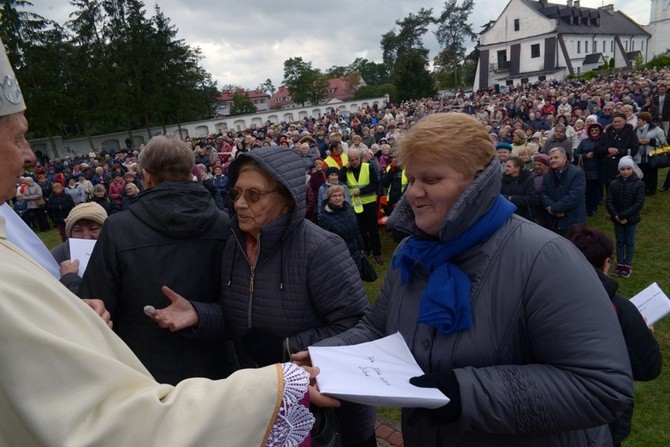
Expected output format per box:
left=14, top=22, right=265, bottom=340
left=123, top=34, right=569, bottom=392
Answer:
left=37, top=171, right=669, bottom=445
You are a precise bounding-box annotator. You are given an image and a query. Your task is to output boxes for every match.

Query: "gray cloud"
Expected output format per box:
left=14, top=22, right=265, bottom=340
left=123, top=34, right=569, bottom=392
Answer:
left=32, top=0, right=651, bottom=89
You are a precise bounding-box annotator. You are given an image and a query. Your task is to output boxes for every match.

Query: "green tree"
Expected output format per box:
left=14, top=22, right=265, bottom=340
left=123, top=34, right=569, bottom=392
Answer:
left=355, top=83, right=397, bottom=102
left=307, top=73, right=330, bottom=105
left=0, top=0, right=46, bottom=68
left=394, top=50, right=436, bottom=101
left=353, top=58, right=392, bottom=86
left=434, top=0, right=477, bottom=88
left=283, top=57, right=325, bottom=106
left=381, top=9, right=435, bottom=101
left=257, top=78, right=275, bottom=95
left=229, top=91, right=256, bottom=115
left=380, top=8, right=433, bottom=68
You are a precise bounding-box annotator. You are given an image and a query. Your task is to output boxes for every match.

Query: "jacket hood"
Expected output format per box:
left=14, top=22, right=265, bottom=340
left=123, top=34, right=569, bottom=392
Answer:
left=586, top=123, right=604, bottom=141
left=228, top=147, right=306, bottom=234
left=387, top=156, right=501, bottom=243
left=128, top=181, right=220, bottom=238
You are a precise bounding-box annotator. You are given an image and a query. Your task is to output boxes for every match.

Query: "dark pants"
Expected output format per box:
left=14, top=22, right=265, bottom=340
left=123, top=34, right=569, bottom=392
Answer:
left=585, top=179, right=601, bottom=215
left=639, top=162, right=658, bottom=194
left=356, top=202, right=381, bottom=256
left=33, top=207, right=50, bottom=231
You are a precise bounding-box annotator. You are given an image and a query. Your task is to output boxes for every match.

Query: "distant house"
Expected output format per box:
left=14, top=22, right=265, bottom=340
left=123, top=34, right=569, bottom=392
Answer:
left=216, top=89, right=270, bottom=116
left=269, top=76, right=365, bottom=110
left=474, top=0, right=651, bottom=92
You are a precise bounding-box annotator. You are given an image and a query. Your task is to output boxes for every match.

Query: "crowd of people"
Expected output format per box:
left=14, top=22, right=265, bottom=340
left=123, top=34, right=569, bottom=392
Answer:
left=3, top=32, right=667, bottom=445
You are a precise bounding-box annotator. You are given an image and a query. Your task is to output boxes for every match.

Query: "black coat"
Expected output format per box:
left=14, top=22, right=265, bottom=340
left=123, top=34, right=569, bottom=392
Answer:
left=46, top=192, right=75, bottom=224
left=79, top=181, right=232, bottom=384
left=598, top=124, right=639, bottom=184
left=606, top=174, right=645, bottom=224
left=501, top=170, right=537, bottom=222
left=597, top=270, right=662, bottom=445
left=318, top=201, right=363, bottom=265
left=575, top=135, right=603, bottom=181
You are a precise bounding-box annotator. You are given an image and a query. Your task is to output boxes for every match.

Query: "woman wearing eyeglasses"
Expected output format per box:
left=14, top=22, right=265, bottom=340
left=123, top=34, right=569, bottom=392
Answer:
left=147, top=147, right=377, bottom=447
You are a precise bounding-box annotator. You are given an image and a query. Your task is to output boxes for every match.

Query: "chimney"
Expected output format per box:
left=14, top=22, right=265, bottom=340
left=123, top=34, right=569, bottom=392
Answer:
left=567, top=0, right=573, bottom=7
left=539, top=0, right=548, bottom=7
left=574, top=0, right=580, bottom=7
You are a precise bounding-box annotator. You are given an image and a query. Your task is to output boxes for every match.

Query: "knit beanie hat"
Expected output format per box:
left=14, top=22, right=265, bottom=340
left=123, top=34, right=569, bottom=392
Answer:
left=496, top=142, right=513, bottom=152
left=533, top=154, right=551, bottom=167
left=618, top=155, right=635, bottom=170
left=65, top=203, right=108, bottom=238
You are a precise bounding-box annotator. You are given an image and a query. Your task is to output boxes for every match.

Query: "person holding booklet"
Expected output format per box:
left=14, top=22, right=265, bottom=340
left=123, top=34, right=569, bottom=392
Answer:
left=294, top=113, right=634, bottom=446
left=0, top=35, right=327, bottom=446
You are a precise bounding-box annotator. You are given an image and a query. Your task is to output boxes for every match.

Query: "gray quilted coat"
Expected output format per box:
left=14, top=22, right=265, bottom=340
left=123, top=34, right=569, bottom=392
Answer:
left=319, top=157, right=634, bottom=447
left=192, top=147, right=376, bottom=444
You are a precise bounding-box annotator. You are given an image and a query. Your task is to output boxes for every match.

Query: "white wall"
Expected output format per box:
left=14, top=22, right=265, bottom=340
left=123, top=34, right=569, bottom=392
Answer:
left=29, top=96, right=389, bottom=159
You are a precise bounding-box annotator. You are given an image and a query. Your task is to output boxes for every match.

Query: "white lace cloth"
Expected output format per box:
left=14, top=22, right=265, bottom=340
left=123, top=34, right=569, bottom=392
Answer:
left=266, top=363, right=315, bottom=447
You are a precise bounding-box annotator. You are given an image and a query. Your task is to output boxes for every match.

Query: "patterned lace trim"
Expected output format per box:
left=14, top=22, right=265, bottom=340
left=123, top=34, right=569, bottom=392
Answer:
left=266, top=363, right=315, bottom=447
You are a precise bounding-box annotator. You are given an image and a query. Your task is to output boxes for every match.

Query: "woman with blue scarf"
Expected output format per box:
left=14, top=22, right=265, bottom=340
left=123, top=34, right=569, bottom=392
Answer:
left=297, top=113, right=633, bottom=447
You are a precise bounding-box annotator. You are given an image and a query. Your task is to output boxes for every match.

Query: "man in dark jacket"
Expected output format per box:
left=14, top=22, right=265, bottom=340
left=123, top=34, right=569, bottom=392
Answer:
left=540, top=147, right=586, bottom=236
left=79, top=135, right=233, bottom=385
left=652, top=83, right=670, bottom=136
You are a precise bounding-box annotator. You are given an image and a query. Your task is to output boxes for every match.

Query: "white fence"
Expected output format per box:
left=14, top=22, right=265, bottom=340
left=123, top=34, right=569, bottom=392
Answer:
left=29, top=96, right=389, bottom=159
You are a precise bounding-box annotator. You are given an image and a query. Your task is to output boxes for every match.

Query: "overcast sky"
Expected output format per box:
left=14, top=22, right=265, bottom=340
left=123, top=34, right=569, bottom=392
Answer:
left=33, top=0, right=650, bottom=90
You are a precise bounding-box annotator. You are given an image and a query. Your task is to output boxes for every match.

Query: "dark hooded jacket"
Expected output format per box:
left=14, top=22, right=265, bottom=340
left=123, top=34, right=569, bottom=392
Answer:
left=319, top=157, right=633, bottom=446
left=189, top=147, right=376, bottom=444
left=597, top=123, right=639, bottom=184
left=79, top=181, right=231, bottom=385
left=575, top=123, right=604, bottom=181
left=597, top=270, right=662, bottom=445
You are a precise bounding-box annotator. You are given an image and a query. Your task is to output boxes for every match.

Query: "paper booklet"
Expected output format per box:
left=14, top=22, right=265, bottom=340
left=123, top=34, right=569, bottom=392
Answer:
left=308, top=332, right=450, bottom=409
left=68, top=238, right=97, bottom=278
left=630, top=282, right=670, bottom=326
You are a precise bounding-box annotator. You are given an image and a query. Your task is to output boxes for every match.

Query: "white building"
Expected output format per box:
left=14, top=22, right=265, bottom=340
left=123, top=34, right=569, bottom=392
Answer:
left=474, top=0, right=650, bottom=91
left=647, top=0, right=670, bottom=57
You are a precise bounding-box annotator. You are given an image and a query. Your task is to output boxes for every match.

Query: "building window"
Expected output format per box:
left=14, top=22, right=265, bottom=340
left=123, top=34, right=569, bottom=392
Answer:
left=625, top=41, right=628, bottom=51
left=631, top=41, right=635, bottom=51
left=497, top=49, right=508, bottom=69
left=585, top=41, right=589, bottom=53
left=611, top=41, right=614, bottom=52
left=514, top=19, right=520, bottom=31
left=531, top=44, right=540, bottom=58
left=539, top=75, right=546, bottom=81
left=642, top=41, right=645, bottom=52
left=577, top=41, right=581, bottom=54
left=603, top=40, right=606, bottom=52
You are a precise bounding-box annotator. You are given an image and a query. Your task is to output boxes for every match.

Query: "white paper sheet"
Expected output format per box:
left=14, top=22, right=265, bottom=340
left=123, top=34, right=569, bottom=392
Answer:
left=308, top=332, right=450, bottom=409
left=68, top=238, right=97, bottom=277
left=630, top=282, right=670, bottom=326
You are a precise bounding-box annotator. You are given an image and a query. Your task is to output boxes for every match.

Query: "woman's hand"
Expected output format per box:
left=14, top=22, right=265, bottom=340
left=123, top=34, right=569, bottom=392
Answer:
left=144, top=286, right=199, bottom=332
left=59, top=259, right=79, bottom=277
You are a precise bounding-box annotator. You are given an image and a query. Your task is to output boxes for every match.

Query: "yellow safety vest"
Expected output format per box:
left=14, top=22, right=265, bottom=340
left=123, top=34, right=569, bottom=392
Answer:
left=323, top=154, right=348, bottom=169
left=346, top=163, right=377, bottom=213
left=385, top=166, right=408, bottom=201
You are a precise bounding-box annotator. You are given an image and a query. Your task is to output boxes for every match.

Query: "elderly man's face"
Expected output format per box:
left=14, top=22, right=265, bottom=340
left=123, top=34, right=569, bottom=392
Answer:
left=549, top=151, right=567, bottom=170
left=348, top=152, right=361, bottom=168
left=0, top=113, right=35, bottom=203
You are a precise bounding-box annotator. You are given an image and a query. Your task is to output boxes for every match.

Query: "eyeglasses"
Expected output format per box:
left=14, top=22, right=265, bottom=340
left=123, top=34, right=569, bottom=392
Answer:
left=228, top=187, right=276, bottom=204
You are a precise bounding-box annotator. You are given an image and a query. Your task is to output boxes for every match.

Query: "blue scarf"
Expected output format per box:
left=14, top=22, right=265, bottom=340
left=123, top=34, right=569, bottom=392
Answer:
left=392, top=195, right=516, bottom=336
